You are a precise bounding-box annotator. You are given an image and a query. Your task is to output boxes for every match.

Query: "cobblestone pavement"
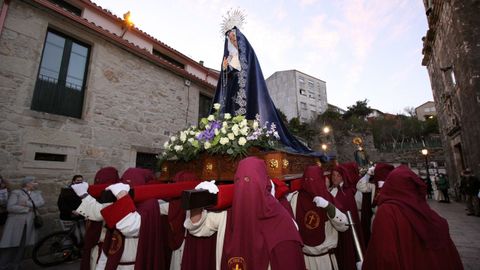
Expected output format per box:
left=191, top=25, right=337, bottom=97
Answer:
left=429, top=199, right=480, bottom=270
left=19, top=199, right=480, bottom=270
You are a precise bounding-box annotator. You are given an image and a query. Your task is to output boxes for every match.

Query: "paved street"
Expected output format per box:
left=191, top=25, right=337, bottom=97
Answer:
left=18, top=199, right=480, bottom=270
left=429, top=199, right=480, bottom=270
left=20, top=257, right=80, bottom=270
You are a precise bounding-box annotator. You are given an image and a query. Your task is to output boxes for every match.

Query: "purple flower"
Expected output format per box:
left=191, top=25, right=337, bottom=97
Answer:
left=210, top=121, right=221, bottom=130
left=196, top=120, right=220, bottom=142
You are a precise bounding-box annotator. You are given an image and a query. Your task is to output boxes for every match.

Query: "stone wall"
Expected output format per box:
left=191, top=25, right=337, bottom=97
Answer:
left=0, top=1, right=213, bottom=232
left=324, top=130, right=446, bottom=176
left=422, top=0, right=480, bottom=185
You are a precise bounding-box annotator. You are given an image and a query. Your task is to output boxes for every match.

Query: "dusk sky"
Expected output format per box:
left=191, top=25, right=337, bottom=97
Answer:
left=94, top=0, right=433, bottom=114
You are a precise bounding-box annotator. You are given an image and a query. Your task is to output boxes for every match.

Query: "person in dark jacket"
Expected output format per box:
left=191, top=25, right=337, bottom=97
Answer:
left=57, top=175, right=85, bottom=221
left=437, top=174, right=450, bottom=203
left=462, top=169, right=480, bottom=216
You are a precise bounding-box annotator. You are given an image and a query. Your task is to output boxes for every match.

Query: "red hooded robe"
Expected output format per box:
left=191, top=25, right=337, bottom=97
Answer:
left=296, top=165, right=336, bottom=247
left=81, top=167, right=120, bottom=270
left=220, top=157, right=306, bottom=270
left=332, top=165, right=365, bottom=270
left=363, top=165, right=463, bottom=270
left=101, top=168, right=169, bottom=270
left=360, top=162, right=394, bottom=248
left=166, top=171, right=217, bottom=270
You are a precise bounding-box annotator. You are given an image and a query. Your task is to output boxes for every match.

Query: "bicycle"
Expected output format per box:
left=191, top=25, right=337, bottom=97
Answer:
left=32, top=219, right=85, bottom=267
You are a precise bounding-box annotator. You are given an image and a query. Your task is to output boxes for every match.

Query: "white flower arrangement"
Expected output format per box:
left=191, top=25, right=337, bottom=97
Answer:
left=159, top=103, right=280, bottom=162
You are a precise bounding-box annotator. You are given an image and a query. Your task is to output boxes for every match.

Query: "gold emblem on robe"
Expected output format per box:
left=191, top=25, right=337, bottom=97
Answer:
left=304, top=210, right=321, bottom=229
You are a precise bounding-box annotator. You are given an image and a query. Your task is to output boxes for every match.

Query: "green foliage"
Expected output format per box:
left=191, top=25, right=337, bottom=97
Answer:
left=288, top=117, right=316, bottom=145
left=312, top=100, right=440, bottom=152
left=371, top=114, right=440, bottom=151
left=160, top=104, right=280, bottom=162
left=321, top=110, right=342, bottom=121
left=343, top=99, right=373, bottom=119
left=423, top=116, right=439, bottom=135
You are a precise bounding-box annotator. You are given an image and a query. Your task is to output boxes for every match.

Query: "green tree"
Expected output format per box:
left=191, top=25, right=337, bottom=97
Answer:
left=343, top=99, right=373, bottom=119
left=423, top=116, right=439, bottom=135
left=288, top=117, right=316, bottom=146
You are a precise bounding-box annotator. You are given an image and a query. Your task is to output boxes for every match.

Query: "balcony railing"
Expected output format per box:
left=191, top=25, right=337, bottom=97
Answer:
left=31, top=74, right=84, bottom=118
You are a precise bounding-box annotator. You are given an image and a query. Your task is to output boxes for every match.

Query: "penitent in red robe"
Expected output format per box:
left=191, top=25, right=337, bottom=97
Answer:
left=363, top=166, right=463, bottom=270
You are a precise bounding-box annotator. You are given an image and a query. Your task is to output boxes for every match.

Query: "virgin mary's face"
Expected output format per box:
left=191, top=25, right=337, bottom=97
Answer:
left=228, top=31, right=238, bottom=48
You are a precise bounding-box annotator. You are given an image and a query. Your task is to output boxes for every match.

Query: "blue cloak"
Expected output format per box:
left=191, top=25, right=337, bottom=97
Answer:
left=211, top=27, right=321, bottom=156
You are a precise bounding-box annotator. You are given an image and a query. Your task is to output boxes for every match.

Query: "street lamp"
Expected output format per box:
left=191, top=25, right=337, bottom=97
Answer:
left=121, top=11, right=135, bottom=38
left=321, top=144, right=328, bottom=153
left=123, top=11, right=134, bottom=28
left=323, top=126, right=330, bottom=134
left=421, top=148, right=430, bottom=183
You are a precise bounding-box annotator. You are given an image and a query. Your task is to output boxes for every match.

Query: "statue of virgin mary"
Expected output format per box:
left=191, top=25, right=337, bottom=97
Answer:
left=211, top=10, right=321, bottom=156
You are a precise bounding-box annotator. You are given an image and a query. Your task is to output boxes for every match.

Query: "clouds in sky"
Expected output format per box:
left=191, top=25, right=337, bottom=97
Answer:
left=94, top=0, right=432, bottom=114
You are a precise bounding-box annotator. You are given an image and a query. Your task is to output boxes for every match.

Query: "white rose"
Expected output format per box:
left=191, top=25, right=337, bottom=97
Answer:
left=224, top=113, right=231, bottom=120
left=220, top=137, right=229, bottom=145
left=174, top=145, right=183, bottom=152
left=189, top=131, right=196, bottom=135
left=253, top=120, right=259, bottom=129
left=221, top=127, right=227, bottom=134
left=180, top=132, right=187, bottom=142
left=204, top=141, right=211, bottom=149
left=213, top=103, right=221, bottom=110
left=214, top=129, right=220, bottom=135
left=170, top=136, right=177, bottom=142
left=240, top=119, right=248, bottom=127
left=222, top=121, right=228, bottom=128
left=227, top=133, right=235, bottom=140
left=163, top=141, right=169, bottom=148
left=238, top=137, right=247, bottom=146
left=232, top=124, right=239, bottom=136
left=188, top=138, right=194, bottom=143
left=207, top=115, right=215, bottom=121
left=240, top=127, right=249, bottom=135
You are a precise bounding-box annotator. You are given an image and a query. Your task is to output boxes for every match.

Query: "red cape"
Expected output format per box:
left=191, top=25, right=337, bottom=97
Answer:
left=332, top=165, right=365, bottom=270
left=221, top=157, right=305, bottom=270
left=363, top=166, right=463, bottom=270
left=363, top=204, right=462, bottom=270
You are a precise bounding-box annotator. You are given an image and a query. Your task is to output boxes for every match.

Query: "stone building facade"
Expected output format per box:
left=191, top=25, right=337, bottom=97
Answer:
left=421, top=0, right=480, bottom=185
left=266, top=70, right=328, bottom=123
left=0, top=0, right=217, bottom=227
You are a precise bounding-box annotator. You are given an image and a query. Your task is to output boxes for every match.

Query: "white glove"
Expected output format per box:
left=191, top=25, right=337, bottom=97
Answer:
left=71, top=182, right=89, bottom=197
left=356, top=261, right=363, bottom=270
left=367, top=165, right=376, bottom=176
left=106, top=183, right=130, bottom=197
left=313, top=196, right=329, bottom=208
left=378, top=181, right=385, bottom=188
left=270, top=180, right=276, bottom=197
left=195, top=180, right=219, bottom=194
